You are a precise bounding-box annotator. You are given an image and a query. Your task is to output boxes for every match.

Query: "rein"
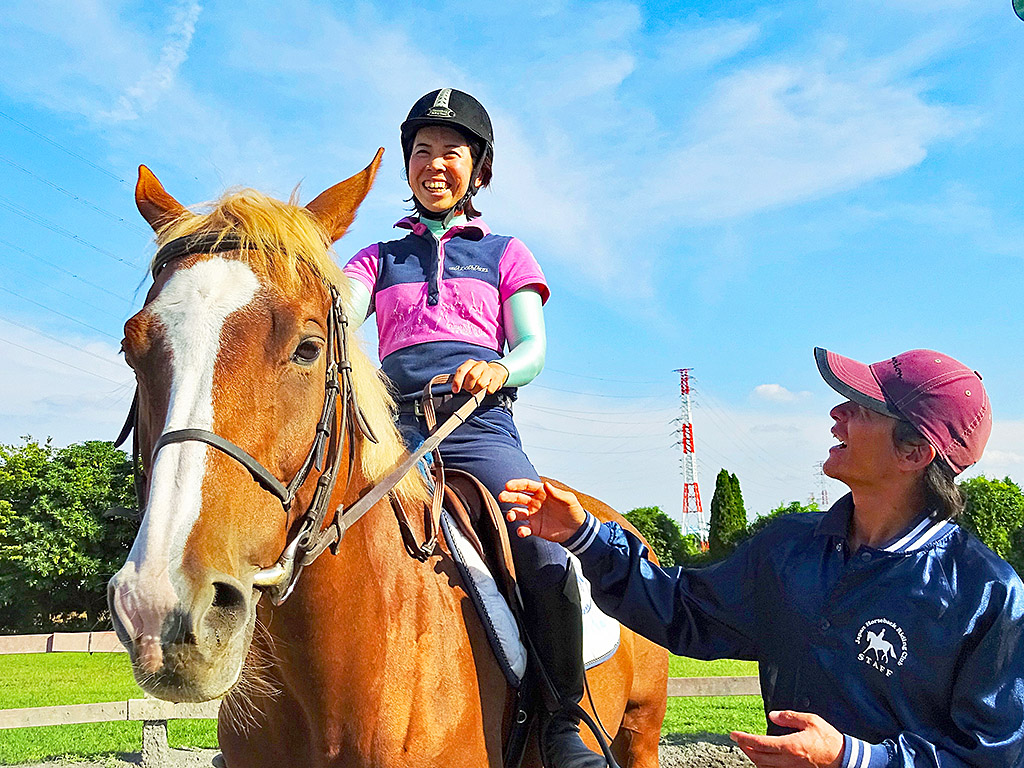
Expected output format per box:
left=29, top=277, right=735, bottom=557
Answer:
left=116, top=233, right=480, bottom=605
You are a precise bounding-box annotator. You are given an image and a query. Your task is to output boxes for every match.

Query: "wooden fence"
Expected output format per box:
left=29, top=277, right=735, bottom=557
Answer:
left=0, top=632, right=760, bottom=766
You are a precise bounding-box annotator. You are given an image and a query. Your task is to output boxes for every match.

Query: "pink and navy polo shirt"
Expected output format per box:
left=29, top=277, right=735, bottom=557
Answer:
left=344, top=217, right=549, bottom=399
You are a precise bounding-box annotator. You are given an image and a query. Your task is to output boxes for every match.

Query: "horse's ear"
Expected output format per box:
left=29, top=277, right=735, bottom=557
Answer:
left=306, top=148, right=384, bottom=243
left=136, top=165, right=190, bottom=232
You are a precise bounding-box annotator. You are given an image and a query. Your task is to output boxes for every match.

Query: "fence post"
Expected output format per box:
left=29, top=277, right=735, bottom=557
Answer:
left=141, top=719, right=169, bottom=768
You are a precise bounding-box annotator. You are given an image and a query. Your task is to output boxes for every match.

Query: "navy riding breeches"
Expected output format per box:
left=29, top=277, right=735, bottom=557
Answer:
left=398, top=404, right=571, bottom=593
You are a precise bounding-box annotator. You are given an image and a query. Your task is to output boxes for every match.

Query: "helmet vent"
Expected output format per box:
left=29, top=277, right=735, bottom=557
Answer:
left=426, top=88, right=456, bottom=118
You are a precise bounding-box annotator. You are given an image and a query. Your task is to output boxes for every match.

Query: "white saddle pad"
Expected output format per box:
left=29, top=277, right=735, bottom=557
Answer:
left=441, top=512, right=621, bottom=688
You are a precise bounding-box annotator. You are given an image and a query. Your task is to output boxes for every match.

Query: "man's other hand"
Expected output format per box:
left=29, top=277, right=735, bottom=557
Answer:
left=730, top=710, right=843, bottom=767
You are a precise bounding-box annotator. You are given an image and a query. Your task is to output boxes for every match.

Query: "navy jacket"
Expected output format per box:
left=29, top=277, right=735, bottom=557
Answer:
left=565, top=494, right=1024, bottom=767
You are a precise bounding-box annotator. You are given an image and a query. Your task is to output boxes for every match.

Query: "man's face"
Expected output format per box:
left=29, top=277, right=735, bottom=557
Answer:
left=823, top=400, right=902, bottom=487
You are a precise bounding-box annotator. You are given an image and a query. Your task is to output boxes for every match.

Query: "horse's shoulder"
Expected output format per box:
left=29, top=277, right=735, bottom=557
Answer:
left=540, top=477, right=660, bottom=566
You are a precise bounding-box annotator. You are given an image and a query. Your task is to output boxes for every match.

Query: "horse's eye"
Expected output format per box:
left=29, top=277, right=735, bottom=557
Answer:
left=292, top=339, right=322, bottom=366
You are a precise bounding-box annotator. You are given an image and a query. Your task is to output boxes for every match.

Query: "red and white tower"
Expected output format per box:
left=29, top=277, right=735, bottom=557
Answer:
left=676, top=368, right=706, bottom=542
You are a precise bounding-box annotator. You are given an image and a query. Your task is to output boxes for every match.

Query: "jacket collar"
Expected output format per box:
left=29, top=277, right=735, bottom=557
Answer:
left=816, top=493, right=854, bottom=540
left=394, top=216, right=490, bottom=240
left=815, top=492, right=957, bottom=553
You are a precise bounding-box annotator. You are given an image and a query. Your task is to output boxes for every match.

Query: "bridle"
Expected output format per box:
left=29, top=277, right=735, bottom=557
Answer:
left=117, top=232, right=381, bottom=604
left=118, top=232, right=485, bottom=603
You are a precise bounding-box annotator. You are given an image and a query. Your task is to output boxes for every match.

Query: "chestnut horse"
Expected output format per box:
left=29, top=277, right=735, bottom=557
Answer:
left=107, top=151, right=667, bottom=768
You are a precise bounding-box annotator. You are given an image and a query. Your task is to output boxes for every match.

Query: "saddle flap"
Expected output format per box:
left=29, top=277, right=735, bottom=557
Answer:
left=440, top=468, right=519, bottom=604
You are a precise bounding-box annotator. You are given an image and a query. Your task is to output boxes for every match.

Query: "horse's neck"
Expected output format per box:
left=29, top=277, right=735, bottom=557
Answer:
left=259, top=496, right=427, bottom=680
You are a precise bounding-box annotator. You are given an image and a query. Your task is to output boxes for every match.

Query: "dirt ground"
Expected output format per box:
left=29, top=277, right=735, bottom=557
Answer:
left=17, top=737, right=752, bottom=767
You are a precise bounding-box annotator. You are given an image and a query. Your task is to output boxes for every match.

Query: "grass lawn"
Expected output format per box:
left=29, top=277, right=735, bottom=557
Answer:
left=0, top=653, right=764, bottom=764
left=663, top=656, right=764, bottom=736
left=0, top=653, right=217, bottom=765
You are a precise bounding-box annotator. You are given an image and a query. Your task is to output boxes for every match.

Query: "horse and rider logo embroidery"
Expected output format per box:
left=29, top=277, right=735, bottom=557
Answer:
left=855, top=618, right=908, bottom=677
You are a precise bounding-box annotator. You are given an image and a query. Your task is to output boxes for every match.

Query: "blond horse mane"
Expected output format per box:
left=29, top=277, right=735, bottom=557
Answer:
left=153, top=187, right=428, bottom=506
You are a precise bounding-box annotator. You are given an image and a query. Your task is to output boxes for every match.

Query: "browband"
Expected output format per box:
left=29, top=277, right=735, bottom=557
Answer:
left=152, top=233, right=246, bottom=278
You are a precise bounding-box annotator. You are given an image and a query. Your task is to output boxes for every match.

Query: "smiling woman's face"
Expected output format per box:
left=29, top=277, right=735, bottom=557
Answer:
left=407, top=125, right=477, bottom=213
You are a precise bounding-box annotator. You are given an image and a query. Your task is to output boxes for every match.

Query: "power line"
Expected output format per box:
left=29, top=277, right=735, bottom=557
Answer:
left=522, top=402, right=677, bottom=419
left=531, top=382, right=675, bottom=401
left=690, top=382, right=809, bottom=479
left=692, top=382, right=806, bottom=472
left=0, top=284, right=120, bottom=340
left=0, top=262, right=125, bottom=321
left=0, top=238, right=135, bottom=303
left=522, top=441, right=674, bottom=456
left=0, top=335, right=130, bottom=386
left=0, top=193, right=140, bottom=270
left=515, top=419, right=674, bottom=439
left=0, top=313, right=125, bottom=371
left=542, top=366, right=666, bottom=386
left=0, top=109, right=127, bottom=184
left=0, top=154, right=148, bottom=235
left=691, top=398, right=805, bottom=479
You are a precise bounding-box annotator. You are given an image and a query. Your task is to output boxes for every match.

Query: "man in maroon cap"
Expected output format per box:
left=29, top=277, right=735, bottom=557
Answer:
left=502, top=348, right=1024, bottom=768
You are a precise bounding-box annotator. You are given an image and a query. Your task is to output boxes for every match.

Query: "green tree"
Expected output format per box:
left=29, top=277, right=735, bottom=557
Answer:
left=730, top=472, right=746, bottom=524
left=0, top=438, right=137, bottom=633
left=623, top=506, right=684, bottom=567
left=677, top=533, right=703, bottom=562
left=708, top=469, right=746, bottom=558
left=959, top=476, right=1024, bottom=577
left=747, top=499, right=820, bottom=538
left=675, top=532, right=714, bottom=567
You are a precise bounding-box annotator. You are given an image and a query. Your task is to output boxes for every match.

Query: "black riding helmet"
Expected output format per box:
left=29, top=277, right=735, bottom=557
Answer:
left=401, top=88, right=493, bottom=221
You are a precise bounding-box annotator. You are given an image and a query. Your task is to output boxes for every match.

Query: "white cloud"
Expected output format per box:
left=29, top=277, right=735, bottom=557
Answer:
left=751, top=384, right=812, bottom=403
left=637, top=58, right=961, bottom=223
left=0, top=319, right=134, bottom=445
left=0, top=2, right=976, bottom=297
left=966, top=420, right=1024, bottom=482
left=101, top=1, right=204, bottom=121
left=655, top=20, right=761, bottom=71
left=887, top=184, right=1024, bottom=258
left=0, top=1, right=145, bottom=118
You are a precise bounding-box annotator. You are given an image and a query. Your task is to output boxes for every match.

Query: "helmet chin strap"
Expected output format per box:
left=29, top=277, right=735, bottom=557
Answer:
left=412, top=157, right=483, bottom=227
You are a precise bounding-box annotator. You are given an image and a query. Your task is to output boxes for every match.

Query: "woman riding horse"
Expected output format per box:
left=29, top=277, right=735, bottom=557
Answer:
left=343, top=88, right=602, bottom=768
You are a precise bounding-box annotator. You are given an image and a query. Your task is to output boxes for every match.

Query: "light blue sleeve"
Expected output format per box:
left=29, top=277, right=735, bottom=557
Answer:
left=346, top=280, right=372, bottom=330
left=499, top=287, right=546, bottom=388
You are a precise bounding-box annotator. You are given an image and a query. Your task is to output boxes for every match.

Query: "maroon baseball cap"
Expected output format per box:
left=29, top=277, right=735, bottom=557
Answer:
left=814, top=347, right=992, bottom=475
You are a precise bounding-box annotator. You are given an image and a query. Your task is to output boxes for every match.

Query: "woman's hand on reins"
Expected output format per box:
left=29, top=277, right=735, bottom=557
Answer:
left=452, top=359, right=509, bottom=395
left=500, top=479, right=588, bottom=543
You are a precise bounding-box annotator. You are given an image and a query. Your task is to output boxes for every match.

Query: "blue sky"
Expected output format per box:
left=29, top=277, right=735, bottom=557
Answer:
left=1, top=0, right=1022, bottom=526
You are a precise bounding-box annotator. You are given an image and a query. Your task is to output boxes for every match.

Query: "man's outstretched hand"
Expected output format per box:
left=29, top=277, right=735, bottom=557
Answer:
left=499, top=479, right=588, bottom=543
left=731, top=710, right=843, bottom=767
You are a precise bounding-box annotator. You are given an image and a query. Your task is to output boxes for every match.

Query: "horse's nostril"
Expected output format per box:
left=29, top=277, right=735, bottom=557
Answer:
left=212, top=581, right=246, bottom=611
left=204, top=580, right=248, bottom=649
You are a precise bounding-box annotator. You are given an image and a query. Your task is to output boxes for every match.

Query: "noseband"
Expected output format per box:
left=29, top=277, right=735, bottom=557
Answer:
left=117, top=233, right=378, bottom=604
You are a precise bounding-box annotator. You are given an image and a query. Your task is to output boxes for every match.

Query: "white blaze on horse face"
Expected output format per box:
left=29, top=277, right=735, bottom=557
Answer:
left=113, top=258, right=259, bottom=667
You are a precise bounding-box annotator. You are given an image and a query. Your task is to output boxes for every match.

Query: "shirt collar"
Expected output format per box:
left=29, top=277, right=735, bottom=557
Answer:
left=815, top=492, right=957, bottom=553
left=816, top=493, right=854, bottom=539
left=394, top=216, right=491, bottom=240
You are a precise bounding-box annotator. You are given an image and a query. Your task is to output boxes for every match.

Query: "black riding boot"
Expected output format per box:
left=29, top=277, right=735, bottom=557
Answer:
left=522, top=566, right=608, bottom=768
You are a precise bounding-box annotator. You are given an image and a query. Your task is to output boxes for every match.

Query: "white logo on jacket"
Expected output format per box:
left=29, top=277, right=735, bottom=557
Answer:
left=855, top=618, right=907, bottom=677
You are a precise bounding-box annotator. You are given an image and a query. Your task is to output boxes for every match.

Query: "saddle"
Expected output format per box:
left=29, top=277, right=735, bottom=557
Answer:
left=387, top=376, right=621, bottom=767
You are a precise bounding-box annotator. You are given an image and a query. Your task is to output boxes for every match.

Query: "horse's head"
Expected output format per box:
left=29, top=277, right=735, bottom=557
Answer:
left=107, top=152, right=421, bottom=702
